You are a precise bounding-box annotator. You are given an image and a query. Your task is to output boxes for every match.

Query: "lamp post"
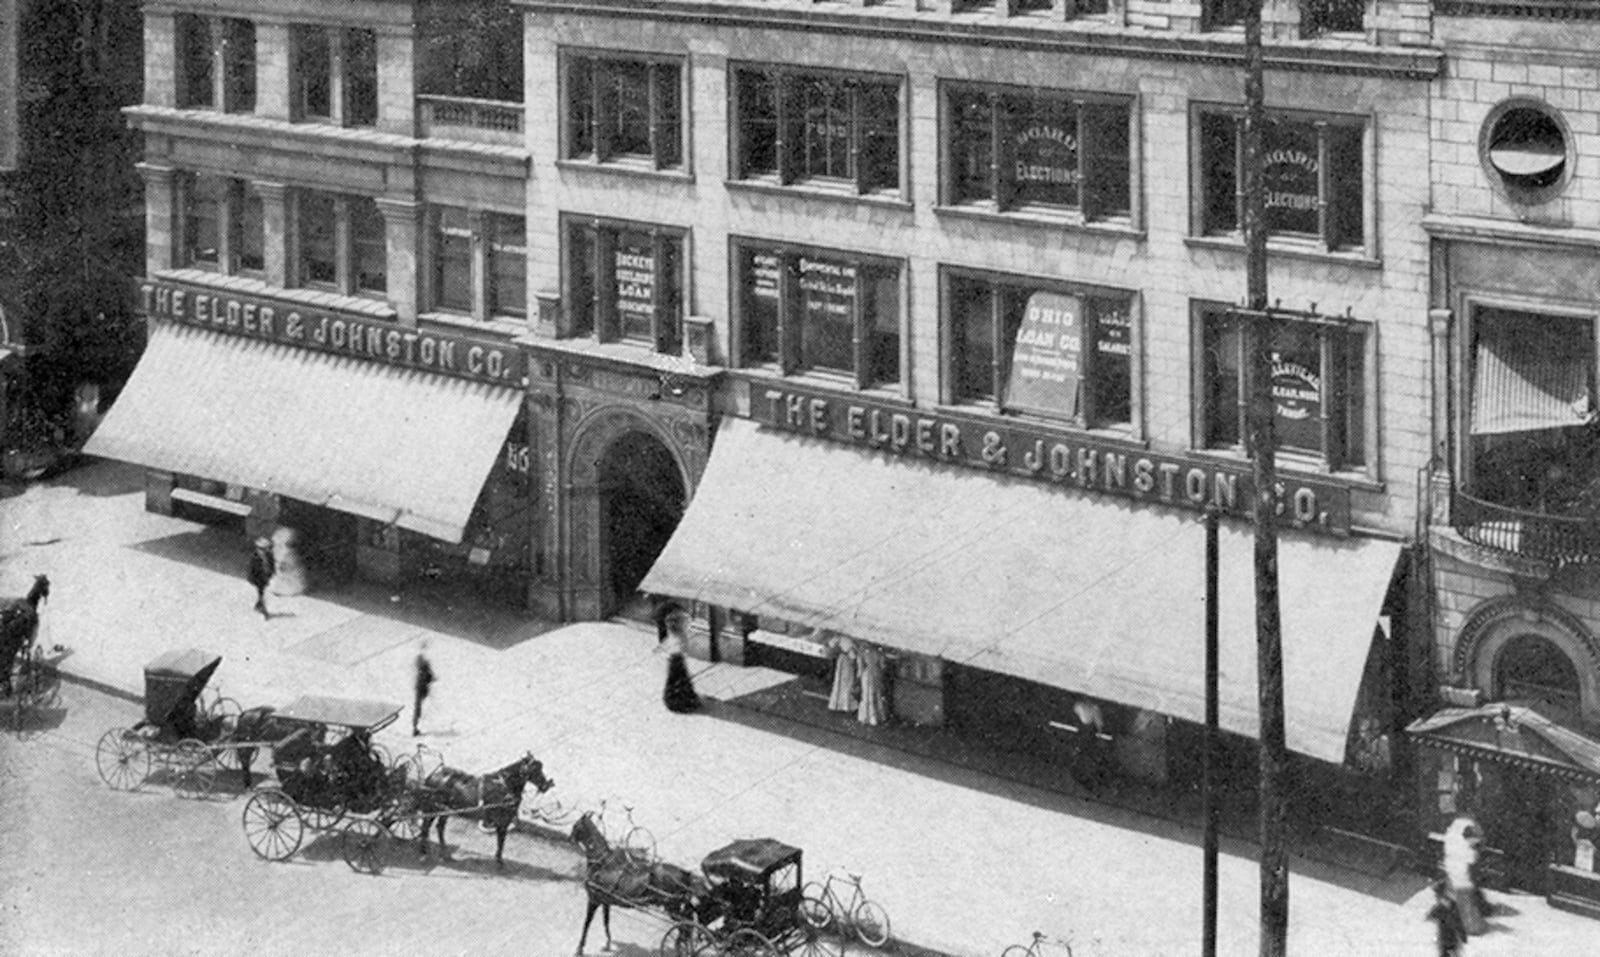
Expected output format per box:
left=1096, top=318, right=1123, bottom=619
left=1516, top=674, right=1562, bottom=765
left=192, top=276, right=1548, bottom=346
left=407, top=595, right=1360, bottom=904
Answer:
left=1241, top=0, right=1290, bottom=954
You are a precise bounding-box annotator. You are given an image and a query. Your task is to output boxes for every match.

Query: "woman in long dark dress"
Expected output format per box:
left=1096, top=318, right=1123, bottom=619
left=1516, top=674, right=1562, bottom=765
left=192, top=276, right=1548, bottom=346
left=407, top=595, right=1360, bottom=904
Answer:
left=661, top=608, right=701, bottom=714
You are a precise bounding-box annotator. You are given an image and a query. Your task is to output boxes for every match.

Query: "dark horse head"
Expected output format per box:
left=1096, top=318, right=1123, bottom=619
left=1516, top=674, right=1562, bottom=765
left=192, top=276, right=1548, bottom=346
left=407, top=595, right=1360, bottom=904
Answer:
left=410, top=752, right=552, bottom=869
left=570, top=811, right=710, bottom=956
left=0, top=574, right=51, bottom=697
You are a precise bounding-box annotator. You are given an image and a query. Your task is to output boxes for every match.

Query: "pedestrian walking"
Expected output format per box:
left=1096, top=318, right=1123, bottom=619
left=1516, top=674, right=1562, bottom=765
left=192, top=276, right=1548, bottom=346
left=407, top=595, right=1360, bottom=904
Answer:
left=825, top=632, right=859, bottom=713
left=1442, top=815, right=1490, bottom=935
left=247, top=536, right=275, bottom=619
left=1426, top=877, right=1468, bottom=957
left=661, top=606, right=701, bottom=714
left=412, top=642, right=435, bottom=736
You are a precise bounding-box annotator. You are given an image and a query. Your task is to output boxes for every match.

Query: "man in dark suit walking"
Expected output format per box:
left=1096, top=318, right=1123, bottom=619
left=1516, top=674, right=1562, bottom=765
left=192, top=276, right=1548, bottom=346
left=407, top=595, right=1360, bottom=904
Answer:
left=247, top=536, right=275, bottom=619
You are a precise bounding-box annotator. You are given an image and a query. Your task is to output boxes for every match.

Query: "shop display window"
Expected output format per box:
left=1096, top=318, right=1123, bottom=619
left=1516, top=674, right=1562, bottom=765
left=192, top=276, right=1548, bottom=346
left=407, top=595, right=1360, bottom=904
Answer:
left=563, top=215, right=684, bottom=354
left=1193, top=303, right=1369, bottom=471
left=563, top=52, right=683, bottom=170
left=945, top=269, right=1134, bottom=431
left=733, top=238, right=901, bottom=390
left=732, top=66, right=901, bottom=196
left=1195, top=106, right=1366, bottom=253
left=944, top=84, right=1131, bottom=222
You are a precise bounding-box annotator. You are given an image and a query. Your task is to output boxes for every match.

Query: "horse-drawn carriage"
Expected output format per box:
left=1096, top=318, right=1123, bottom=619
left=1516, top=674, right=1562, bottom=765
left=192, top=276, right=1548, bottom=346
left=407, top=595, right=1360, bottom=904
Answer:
left=239, top=694, right=410, bottom=870
left=1, top=573, right=58, bottom=734
left=94, top=648, right=248, bottom=797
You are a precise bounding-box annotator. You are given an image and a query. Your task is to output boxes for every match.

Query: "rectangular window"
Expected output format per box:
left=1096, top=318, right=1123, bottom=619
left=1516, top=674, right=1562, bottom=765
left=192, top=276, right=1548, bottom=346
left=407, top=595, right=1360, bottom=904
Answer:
left=947, top=270, right=1134, bottom=430
left=229, top=180, right=264, bottom=273
left=293, top=25, right=332, bottom=120
left=222, top=19, right=256, bottom=113
left=945, top=85, right=1132, bottom=221
left=1196, top=108, right=1366, bottom=251
left=1468, top=307, right=1597, bottom=512
left=176, top=15, right=214, bottom=109
left=564, top=54, right=683, bottom=169
left=292, top=25, right=376, bottom=127
left=350, top=197, right=386, bottom=294
left=733, top=67, right=901, bottom=195
left=432, top=207, right=473, bottom=313
left=490, top=215, right=527, bottom=318
left=1301, top=0, right=1364, bottom=37
left=1196, top=305, right=1367, bottom=469
left=297, top=191, right=338, bottom=286
left=564, top=217, right=685, bottom=355
left=182, top=173, right=224, bottom=268
left=1201, top=0, right=1249, bottom=28
left=734, top=239, right=902, bottom=389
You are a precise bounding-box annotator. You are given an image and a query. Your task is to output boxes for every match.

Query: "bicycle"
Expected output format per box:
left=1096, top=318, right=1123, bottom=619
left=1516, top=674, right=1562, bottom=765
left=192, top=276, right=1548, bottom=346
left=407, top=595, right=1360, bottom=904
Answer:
left=1001, top=930, right=1095, bottom=957
left=594, top=797, right=657, bottom=865
left=799, top=868, right=891, bottom=948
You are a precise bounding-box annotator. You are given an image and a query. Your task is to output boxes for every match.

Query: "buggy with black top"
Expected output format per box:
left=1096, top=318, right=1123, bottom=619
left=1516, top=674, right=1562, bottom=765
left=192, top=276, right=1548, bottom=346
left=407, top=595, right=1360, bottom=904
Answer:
left=93, top=648, right=250, bottom=798
left=657, top=838, right=836, bottom=957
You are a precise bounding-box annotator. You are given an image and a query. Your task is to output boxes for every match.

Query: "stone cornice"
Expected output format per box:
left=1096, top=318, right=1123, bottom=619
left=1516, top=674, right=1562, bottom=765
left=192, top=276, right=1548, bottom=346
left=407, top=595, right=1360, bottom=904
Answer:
left=1423, top=211, right=1600, bottom=251
left=514, top=0, right=1444, bottom=80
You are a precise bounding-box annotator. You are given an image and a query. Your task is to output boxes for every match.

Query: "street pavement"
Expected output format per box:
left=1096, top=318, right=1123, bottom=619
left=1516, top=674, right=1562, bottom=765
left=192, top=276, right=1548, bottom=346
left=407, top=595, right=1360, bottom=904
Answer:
left=4, top=459, right=1599, bottom=957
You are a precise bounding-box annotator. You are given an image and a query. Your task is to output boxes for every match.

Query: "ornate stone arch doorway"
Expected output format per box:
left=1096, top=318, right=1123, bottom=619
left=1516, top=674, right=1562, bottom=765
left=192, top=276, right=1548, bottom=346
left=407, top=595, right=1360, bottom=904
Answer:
left=566, top=410, right=690, bottom=619
left=1455, top=596, right=1600, bottom=725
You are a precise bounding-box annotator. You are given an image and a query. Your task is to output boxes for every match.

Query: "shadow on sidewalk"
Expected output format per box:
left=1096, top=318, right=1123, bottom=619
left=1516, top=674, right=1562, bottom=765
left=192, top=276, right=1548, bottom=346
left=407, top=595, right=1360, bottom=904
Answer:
left=716, top=675, right=1426, bottom=906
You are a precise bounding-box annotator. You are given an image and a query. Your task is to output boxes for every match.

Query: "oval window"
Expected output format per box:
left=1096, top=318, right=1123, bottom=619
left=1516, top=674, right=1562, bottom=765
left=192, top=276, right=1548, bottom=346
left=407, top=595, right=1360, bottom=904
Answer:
left=1484, top=102, right=1569, bottom=200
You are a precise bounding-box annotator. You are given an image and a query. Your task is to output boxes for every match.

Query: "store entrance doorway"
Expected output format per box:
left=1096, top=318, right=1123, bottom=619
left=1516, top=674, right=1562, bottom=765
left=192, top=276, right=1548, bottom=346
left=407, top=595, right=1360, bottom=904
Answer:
left=597, top=430, right=685, bottom=617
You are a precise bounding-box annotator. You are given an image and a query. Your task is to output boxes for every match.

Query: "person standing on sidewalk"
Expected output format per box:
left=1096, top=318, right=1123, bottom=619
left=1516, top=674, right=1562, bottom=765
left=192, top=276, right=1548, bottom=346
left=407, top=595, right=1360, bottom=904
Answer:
left=661, top=606, right=701, bottom=714
left=247, top=536, right=275, bottom=619
left=1426, top=877, right=1468, bottom=956
left=412, top=641, right=435, bottom=736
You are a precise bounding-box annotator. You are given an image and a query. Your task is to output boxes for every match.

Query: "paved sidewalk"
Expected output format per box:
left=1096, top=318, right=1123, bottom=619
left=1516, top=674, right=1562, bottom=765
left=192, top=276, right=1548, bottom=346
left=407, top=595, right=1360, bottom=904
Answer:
left=5, top=460, right=1599, bottom=957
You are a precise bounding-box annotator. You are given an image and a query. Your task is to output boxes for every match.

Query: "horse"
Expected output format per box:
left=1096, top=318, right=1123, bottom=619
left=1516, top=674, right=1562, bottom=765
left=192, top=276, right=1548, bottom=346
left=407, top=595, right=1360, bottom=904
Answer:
left=407, top=752, right=553, bottom=869
left=570, top=811, right=711, bottom=955
left=0, top=575, right=50, bottom=698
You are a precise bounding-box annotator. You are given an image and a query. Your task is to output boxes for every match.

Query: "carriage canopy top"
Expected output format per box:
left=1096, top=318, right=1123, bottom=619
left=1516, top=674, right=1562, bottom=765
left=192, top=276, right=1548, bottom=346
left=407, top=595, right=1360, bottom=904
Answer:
left=141, top=649, right=221, bottom=729
left=274, top=695, right=403, bottom=733
left=701, top=838, right=802, bottom=884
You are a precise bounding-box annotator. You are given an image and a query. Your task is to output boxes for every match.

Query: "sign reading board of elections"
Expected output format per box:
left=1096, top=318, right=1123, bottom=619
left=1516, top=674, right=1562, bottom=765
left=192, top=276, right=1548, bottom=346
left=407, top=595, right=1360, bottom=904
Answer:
left=140, top=279, right=525, bottom=387
left=754, top=382, right=1353, bottom=534
left=1004, top=291, right=1084, bottom=419
left=1263, top=123, right=1320, bottom=235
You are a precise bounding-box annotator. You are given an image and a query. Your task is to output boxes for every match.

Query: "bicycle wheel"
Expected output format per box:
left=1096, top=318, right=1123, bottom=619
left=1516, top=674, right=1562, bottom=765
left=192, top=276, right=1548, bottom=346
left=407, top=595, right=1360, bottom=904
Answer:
left=621, top=825, right=657, bottom=864
left=658, top=921, right=714, bottom=957
left=851, top=898, right=890, bottom=948
left=242, top=789, right=304, bottom=861
left=1000, top=948, right=1034, bottom=957
left=797, top=882, right=833, bottom=932
left=719, top=929, right=778, bottom=957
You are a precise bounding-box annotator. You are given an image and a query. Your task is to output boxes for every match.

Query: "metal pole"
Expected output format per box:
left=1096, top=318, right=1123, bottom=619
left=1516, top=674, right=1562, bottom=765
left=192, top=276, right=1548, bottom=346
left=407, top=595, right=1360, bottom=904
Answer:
left=1242, top=0, right=1289, bottom=953
left=1203, top=506, right=1220, bottom=957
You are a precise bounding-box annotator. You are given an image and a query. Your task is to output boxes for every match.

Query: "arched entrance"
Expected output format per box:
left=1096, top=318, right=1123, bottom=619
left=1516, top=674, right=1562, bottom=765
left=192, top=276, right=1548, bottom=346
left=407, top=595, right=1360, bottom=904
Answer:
left=596, top=430, right=685, bottom=616
left=1495, top=632, right=1582, bottom=719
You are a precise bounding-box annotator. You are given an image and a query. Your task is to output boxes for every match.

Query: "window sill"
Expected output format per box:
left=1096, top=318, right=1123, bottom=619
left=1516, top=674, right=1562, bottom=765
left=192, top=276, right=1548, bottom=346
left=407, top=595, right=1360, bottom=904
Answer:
left=418, top=311, right=528, bottom=339
left=556, top=158, right=693, bottom=185
left=725, top=179, right=913, bottom=212
left=933, top=204, right=1142, bottom=239
left=939, top=400, right=1142, bottom=443
left=1186, top=446, right=1382, bottom=492
left=151, top=269, right=398, bottom=320
left=734, top=365, right=908, bottom=400
left=1184, top=234, right=1380, bottom=269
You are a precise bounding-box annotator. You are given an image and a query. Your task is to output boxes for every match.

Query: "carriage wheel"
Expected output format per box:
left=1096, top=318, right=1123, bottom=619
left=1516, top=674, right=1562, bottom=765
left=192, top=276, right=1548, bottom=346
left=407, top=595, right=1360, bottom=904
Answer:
left=301, top=800, right=346, bottom=831
left=172, top=739, right=216, bottom=800
left=797, top=883, right=833, bottom=933
left=242, top=789, right=304, bottom=861
left=718, top=929, right=779, bottom=957
left=850, top=899, right=891, bottom=948
left=658, top=921, right=716, bottom=957
left=95, top=728, right=150, bottom=791
left=790, top=929, right=835, bottom=957
left=341, top=819, right=388, bottom=875
left=209, top=698, right=245, bottom=771
left=621, top=825, right=657, bottom=865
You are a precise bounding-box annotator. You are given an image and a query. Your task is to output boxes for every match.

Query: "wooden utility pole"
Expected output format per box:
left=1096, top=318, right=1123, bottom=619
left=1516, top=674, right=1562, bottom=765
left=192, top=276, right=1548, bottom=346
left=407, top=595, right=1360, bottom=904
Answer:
left=1241, top=0, right=1290, bottom=954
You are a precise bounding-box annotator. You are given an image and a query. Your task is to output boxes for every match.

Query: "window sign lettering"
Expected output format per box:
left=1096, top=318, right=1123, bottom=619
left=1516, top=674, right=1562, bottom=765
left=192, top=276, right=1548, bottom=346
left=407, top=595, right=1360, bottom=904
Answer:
left=752, top=252, right=781, bottom=301
left=1094, top=302, right=1131, bottom=358
left=614, top=235, right=656, bottom=341
left=1272, top=352, right=1324, bottom=453
left=1262, top=122, right=1320, bottom=235
left=1014, top=124, right=1080, bottom=197
left=1004, top=291, right=1084, bottom=418
left=797, top=256, right=857, bottom=372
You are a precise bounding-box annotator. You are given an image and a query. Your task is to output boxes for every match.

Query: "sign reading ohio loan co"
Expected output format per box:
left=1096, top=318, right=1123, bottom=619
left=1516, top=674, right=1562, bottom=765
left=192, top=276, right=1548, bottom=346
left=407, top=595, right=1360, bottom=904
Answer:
left=140, top=280, right=524, bottom=386
left=760, top=385, right=1352, bottom=534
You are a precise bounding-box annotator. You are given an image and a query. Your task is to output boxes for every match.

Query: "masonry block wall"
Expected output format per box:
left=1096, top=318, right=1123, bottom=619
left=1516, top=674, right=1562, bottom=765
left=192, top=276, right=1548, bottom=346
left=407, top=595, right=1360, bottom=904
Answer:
left=523, top=8, right=1436, bottom=540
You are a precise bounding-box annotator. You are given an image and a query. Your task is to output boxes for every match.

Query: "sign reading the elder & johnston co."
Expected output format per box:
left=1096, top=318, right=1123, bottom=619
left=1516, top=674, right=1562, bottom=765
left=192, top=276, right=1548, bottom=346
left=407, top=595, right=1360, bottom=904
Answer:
left=757, top=383, right=1352, bottom=535
left=140, top=279, right=525, bottom=386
